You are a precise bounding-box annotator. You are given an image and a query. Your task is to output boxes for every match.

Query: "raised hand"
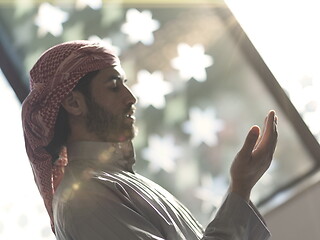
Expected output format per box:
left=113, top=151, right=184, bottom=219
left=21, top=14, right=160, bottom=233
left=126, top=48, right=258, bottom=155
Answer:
left=229, top=110, right=278, bottom=202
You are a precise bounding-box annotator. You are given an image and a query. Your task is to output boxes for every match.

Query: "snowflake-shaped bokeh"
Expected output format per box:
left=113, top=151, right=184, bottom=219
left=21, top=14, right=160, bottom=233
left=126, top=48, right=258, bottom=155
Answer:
left=142, top=135, right=182, bottom=173
left=131, top=70, right=173, bottom=109
left=88, top=35, right=121, bottom=56
left=194, top=174, right=228, bottom=213
left=171, top=43, right=213, bottom=82
left=34, top=3, right=69, bottom=37
left=121, top=9, right=160, bottom=45
left=183, top=107, right=224, bottom=146
left=75, top=0, right=102, bottom=10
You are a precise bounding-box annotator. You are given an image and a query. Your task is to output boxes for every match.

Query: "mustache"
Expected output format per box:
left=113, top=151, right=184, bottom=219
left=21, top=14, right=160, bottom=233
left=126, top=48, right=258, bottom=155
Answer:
left=124, top=104, right=136, bottom=114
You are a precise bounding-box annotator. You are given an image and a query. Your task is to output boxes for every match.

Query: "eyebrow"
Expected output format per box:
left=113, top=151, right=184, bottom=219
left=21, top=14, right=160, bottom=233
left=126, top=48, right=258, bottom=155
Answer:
left=105, top=75, right=122, bottom=82
left=107, top=75, right=127, bottom=83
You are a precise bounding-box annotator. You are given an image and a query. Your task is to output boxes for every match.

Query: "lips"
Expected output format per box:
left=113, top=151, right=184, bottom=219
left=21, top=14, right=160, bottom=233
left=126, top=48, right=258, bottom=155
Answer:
left=126, top=111, right=134, bottom=118
left=125, top=113, right=136, bottom=120
left=125, top=107, right=136, bottom=120
left=126, top=114, right=135, bottom=120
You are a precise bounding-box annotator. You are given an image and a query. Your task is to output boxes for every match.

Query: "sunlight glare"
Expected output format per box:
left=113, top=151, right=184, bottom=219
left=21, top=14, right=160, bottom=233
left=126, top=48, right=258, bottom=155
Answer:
left=226, top=0, right=320, bottom=139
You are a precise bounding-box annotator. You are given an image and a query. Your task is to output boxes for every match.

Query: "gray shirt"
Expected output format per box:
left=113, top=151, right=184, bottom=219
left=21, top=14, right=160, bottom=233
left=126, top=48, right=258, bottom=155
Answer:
left=53, top=141, right=270, bottom=240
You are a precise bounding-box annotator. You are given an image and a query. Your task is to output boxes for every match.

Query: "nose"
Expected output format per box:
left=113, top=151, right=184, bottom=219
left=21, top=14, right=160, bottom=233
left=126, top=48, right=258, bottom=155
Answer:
left=124, top=85, right=137, bottom=105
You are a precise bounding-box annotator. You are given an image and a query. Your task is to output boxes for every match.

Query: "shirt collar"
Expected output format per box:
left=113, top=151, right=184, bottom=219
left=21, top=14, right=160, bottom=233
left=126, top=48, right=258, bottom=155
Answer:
left=67, top=140, right=135, bottom=173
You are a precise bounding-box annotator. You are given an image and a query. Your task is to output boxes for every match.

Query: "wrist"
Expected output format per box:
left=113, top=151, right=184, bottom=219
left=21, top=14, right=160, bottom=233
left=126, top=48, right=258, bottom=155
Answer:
left=228, top=184, right=251, bottom=203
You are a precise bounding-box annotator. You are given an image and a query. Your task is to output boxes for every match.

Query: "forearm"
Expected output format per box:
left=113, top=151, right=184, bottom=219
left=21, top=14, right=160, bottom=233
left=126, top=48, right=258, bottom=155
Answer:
left=202, top=192, right=270, bottom=240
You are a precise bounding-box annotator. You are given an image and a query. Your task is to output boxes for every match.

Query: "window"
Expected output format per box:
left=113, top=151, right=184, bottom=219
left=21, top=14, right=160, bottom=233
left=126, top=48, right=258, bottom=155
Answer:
left=0, top=69, right=54, bottom=239
left=226, top=0, right=320, bottom=143
left=0, top=1, right=318, bottom=238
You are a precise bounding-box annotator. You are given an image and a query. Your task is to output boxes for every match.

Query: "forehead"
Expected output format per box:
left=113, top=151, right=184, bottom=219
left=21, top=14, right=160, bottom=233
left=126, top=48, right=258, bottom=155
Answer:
left=94, top=65, right=126, bottom=81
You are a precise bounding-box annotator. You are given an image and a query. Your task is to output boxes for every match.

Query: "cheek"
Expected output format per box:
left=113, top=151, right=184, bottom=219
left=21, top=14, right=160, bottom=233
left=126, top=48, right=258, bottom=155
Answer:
left=95, top=96, right=119, bottom=114
left=92, top=89, right=113, bottom=107
left=92, top=87, right=125, bottom=114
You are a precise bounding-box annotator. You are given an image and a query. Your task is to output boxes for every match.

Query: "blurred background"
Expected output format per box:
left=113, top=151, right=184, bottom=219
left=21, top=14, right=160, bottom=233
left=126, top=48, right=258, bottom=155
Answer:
left=1, top=0, right=320, bottom=239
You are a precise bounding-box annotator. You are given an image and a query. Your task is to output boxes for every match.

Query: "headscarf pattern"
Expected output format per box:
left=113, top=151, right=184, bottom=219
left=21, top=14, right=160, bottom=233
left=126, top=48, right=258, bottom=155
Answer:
left=21, top=40, right=120, bottom=232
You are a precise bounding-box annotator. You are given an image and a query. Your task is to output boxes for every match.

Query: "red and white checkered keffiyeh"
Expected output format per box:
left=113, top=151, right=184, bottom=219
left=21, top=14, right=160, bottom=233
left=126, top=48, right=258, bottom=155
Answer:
left=21, top=40, right=120, bottom=232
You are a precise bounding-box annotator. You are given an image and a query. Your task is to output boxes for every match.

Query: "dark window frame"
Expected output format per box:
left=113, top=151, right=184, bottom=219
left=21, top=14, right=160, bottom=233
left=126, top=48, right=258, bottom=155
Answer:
left=215, top=6, right=320, bottom=205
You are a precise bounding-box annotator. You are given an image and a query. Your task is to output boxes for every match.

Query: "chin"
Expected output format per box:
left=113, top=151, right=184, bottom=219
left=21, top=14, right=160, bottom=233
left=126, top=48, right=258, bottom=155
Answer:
left=116, top=126, right=138, bottom=142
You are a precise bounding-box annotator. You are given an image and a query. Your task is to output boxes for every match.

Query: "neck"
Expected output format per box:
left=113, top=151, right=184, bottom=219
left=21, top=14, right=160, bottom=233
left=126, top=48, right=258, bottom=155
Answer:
left=67, top=140, right=136, bottom=173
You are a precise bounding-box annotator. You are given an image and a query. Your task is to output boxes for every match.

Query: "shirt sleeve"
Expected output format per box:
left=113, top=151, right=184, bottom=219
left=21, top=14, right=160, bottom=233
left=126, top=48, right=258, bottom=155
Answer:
left=202, top=192, right=271, bottom=240
left=54, top=175, right=270, bottom=240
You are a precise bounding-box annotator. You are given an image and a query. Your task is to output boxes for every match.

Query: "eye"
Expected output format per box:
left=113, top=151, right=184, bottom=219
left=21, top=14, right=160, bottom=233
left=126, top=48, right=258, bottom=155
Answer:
left=107, top=77, right=126, bottom=91
left=108, top=79, right=118, bottom=91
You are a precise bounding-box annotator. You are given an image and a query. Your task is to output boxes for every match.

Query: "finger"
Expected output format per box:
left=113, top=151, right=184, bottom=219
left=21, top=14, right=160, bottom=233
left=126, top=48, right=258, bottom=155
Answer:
left=271, top=115, right=278, bottom=153
left=238, top=125, right=260, bottom=159
left=254, top=115, right=267, bottom=149
left=256, top=110, right=276, bottom=151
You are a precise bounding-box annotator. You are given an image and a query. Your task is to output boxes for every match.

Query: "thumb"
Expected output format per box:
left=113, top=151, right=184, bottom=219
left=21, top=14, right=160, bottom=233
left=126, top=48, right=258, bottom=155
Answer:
left=238, top=126, right=260, bottom=158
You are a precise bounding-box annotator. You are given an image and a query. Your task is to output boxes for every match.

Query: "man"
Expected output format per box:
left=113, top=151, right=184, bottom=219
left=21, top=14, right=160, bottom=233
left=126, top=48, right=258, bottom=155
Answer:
left=22, top=40, right=277, bottom=239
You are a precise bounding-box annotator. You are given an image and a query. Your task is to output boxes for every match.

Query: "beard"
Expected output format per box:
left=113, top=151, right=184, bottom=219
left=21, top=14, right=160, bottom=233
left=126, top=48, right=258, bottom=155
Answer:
left=84, top=97, right=137, bottom=142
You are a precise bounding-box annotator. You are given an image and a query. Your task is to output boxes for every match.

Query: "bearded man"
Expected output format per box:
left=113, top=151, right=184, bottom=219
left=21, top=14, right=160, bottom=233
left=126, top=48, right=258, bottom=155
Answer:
left=22, top=40, right=277, bottom=240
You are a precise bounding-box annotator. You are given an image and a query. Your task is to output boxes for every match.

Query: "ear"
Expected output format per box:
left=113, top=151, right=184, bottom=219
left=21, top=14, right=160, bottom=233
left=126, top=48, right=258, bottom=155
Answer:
left=61, top=91, right=87, bottom=116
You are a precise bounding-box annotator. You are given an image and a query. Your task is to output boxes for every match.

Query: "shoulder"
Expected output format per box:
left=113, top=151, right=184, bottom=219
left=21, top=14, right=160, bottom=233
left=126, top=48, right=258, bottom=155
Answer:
left=54, top=170, right=127, bottom=206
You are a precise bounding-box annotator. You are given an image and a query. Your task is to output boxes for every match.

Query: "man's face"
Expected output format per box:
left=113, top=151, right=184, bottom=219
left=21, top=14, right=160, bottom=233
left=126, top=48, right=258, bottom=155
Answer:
left=83, top=65, right=137, bottom=142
